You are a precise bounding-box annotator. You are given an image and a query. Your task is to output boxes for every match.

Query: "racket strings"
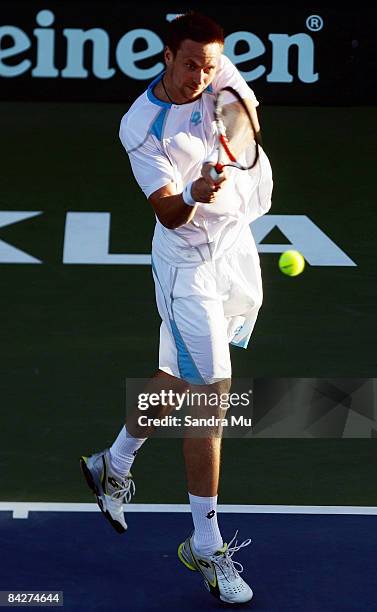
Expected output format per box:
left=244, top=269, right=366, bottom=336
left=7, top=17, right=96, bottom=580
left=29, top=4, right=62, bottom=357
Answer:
left=221, top=104, right=256, bottom=159
left=215, top=87, right=260, bottom=171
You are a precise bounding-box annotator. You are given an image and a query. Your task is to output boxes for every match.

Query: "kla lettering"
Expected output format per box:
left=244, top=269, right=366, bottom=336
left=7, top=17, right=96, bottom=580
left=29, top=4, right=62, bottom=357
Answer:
left=0, top=9, right=318, bottom=83
left=0, top=212, right=356, bottom=266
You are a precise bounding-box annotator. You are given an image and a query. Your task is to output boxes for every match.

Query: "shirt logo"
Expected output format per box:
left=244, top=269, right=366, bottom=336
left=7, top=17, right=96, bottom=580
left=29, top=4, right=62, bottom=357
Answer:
left=190, top=111, right=202, bottom=126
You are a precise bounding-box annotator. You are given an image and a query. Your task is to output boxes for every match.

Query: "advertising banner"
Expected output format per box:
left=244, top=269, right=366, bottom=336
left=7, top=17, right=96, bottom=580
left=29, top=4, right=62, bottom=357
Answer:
left=0, top=4, right=375, bottom=104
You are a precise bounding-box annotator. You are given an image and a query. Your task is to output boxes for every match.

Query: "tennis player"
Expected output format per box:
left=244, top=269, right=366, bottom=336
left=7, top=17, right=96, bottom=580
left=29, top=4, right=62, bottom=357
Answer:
left=80, top=11, right=273, bottom=605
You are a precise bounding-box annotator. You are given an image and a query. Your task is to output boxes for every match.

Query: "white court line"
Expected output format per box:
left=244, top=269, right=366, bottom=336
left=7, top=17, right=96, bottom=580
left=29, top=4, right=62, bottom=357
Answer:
left=1, top=502, right=377, bottom=519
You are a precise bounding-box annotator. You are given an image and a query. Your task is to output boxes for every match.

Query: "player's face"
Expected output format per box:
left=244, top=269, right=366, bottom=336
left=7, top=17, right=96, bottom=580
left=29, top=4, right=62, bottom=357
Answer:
left=164, top=39, right=222, bottom=103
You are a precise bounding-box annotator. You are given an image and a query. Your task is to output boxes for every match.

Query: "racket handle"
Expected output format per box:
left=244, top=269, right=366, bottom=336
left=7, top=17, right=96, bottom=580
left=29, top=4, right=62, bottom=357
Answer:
left=209, top=163, right=224, bottom=182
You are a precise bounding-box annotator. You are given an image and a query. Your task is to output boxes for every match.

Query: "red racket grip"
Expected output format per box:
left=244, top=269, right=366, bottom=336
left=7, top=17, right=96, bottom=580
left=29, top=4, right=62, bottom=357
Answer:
left=209, top=163, right=224, bottom=181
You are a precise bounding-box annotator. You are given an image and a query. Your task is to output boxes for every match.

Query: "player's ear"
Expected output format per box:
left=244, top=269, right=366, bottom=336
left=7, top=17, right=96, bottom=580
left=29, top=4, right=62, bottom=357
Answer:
left=164, top=46, right=174, bottom=66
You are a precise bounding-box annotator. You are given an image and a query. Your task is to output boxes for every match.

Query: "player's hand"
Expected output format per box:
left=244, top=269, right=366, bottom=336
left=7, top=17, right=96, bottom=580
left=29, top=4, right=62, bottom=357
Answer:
left=191, top=177, right=222, bottom=204
left=201, top=162, right=227, bottom=191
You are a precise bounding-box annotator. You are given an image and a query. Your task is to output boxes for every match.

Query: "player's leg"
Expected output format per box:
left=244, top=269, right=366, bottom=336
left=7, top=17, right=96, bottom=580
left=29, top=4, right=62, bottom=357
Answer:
left=107, top=369, right=188, bottom=486
left=183, top=378, right=231, bottom=555
left=183, top=432, right=222, bottom=497
left=178, top=378, right=253, bottom=604
left=158, top=262, right=253, bottom=604
left=125, top=369, right=188, bottom=439
left=155, top=276, right=229, bottom=556
left=178, top=228, right=262, bottom=602
left=80, top=369, right=186, bottom=533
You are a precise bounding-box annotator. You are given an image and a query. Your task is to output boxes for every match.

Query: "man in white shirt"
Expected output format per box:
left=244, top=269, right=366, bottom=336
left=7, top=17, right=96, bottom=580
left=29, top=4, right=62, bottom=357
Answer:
left=80, top=11, right=272, bottom=605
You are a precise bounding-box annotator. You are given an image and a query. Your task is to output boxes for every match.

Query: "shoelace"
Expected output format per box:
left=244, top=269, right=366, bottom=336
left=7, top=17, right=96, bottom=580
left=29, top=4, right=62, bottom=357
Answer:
left=214, top=530, right=252, bottom=581
left=110, top=476, right=136, bottom=503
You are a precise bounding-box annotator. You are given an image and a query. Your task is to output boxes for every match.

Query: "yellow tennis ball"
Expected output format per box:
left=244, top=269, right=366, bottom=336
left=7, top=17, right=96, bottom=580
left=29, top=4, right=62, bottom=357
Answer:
left=278, top=250, right=305, bottom=276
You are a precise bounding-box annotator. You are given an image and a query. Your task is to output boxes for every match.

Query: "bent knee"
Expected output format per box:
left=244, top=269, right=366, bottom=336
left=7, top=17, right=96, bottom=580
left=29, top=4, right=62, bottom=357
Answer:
left=210, top=377, right=232, bottom=396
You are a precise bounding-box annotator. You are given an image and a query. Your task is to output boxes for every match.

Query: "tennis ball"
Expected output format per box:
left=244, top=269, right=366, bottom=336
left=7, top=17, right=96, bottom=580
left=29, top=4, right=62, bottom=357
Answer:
left=278, top=250, right=305, bottom=276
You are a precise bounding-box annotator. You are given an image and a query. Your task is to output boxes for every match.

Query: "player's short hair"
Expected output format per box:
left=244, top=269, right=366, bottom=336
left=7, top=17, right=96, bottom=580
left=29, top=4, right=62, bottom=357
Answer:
left=165, top=12, right=224, bottom=56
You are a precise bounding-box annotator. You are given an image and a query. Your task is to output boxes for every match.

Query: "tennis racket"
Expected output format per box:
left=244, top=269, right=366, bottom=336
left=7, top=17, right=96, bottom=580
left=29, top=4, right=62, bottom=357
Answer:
left=210, top=86, right=261, bottom=182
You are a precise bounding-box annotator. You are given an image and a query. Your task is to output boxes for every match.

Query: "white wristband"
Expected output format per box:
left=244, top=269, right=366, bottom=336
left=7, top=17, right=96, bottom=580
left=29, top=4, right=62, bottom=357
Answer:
left=182, top=181, right=197, bottom=206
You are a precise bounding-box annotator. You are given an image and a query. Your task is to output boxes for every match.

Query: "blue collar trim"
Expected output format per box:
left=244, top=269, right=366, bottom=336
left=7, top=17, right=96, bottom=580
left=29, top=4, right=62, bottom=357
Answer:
left=147, top=72, right=172, bottom=108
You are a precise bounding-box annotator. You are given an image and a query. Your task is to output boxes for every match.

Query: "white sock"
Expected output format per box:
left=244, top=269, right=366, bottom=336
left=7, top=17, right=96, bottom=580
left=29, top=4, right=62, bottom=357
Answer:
left=189, top=493, right=223, bottom=557
left=109, top=425, right=147, bottom=478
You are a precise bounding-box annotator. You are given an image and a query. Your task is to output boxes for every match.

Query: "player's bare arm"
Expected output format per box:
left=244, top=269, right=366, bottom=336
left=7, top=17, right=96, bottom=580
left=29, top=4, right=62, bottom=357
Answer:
left=149, top=169, right=227, bottom=230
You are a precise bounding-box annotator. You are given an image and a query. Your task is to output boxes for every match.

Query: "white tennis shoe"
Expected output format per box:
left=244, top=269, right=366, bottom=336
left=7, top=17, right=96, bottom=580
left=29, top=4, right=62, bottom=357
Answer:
left=178, top=530, right=253, bottom=604
left=80, top=449, right=135, bottom=533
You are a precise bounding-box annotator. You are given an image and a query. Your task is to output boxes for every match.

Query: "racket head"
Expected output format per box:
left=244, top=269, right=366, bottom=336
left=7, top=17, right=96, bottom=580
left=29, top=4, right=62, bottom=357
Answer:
left=214, top=86, right=261, bottom=171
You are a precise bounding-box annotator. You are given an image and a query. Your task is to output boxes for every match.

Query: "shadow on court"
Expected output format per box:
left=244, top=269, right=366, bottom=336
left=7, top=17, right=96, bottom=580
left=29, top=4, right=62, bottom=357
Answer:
left=0, top=511, right=376, bottom=611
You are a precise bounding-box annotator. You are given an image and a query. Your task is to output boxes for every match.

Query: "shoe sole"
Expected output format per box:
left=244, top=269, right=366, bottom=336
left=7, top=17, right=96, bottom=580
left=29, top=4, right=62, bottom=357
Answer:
left=79, top=456, right=127, bottom=535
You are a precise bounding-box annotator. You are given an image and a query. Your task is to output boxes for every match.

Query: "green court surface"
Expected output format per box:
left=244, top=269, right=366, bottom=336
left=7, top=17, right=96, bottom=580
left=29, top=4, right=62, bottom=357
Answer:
left=0, top=102, right=376, bottom=505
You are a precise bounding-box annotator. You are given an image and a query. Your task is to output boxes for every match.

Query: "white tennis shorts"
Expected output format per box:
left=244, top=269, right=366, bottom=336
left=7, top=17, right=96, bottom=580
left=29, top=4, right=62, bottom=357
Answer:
left=151, top=226, right=262, bottom=385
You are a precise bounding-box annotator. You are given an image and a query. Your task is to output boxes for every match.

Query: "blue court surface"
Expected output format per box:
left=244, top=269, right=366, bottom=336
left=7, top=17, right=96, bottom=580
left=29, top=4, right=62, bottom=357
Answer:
left=0, top=504, right=376, bottom=611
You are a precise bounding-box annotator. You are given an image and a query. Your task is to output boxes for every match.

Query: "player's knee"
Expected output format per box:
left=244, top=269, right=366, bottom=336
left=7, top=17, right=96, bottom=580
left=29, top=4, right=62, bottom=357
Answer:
left=188, top=377, right=231, bottom=416
left=208, top=378, right=232, bottom=418
left=210, top=377, right=232, bottom=396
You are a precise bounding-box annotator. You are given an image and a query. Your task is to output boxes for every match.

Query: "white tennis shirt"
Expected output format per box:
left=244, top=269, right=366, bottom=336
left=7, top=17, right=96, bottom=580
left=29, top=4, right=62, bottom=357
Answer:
left=119, top=55, right=273, bottom=266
